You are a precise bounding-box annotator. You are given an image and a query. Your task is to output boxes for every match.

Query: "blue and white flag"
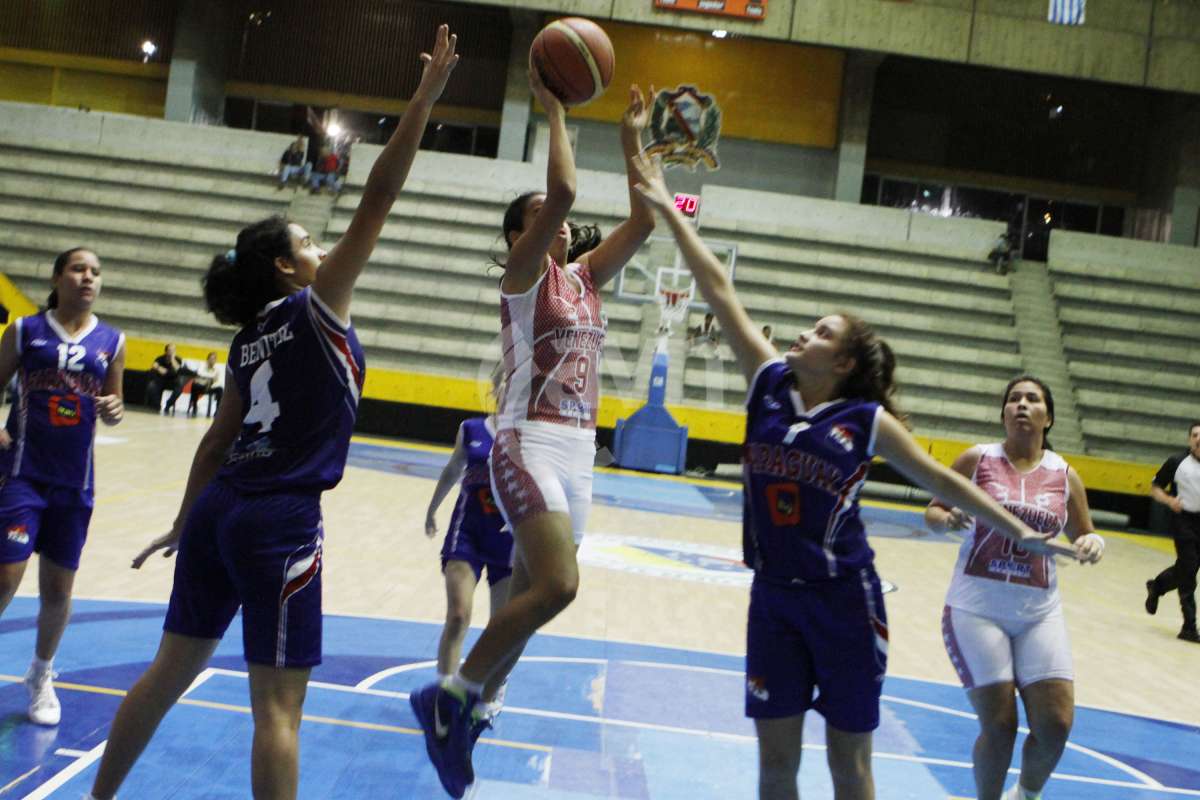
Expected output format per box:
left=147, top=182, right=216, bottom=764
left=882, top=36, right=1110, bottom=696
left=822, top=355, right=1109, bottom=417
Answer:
left=1048, top=0, right=1085, bottom=25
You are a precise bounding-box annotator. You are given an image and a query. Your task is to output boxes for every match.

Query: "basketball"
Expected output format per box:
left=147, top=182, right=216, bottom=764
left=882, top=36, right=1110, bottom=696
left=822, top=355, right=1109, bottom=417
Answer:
left=530, top=17, right=614, bottom=107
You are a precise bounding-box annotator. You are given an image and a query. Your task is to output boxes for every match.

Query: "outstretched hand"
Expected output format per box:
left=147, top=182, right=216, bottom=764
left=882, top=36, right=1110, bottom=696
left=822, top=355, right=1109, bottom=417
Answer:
left=622, top=84, right=653, bottom=133
left=630, top=153, right=672, bottom=212
left=1015, top=527, right=1079, bottom=561
left=415, top=24, right=460, bottom=103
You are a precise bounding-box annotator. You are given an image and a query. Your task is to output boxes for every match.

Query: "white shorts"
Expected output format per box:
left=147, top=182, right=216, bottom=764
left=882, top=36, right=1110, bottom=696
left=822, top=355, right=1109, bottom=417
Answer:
left=489, top=421, right=594, bottom=545
left=941, top=605, right=1073, bottom=690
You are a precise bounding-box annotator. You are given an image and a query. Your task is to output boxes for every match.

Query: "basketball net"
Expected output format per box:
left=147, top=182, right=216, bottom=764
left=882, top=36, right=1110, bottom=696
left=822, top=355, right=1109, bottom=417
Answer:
left=655, top=286, right=692, bottom=347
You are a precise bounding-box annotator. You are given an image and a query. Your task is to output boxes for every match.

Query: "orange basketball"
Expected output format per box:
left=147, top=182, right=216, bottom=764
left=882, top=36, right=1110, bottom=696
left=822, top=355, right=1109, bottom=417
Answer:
left=530, top=17, right=615, bottom=108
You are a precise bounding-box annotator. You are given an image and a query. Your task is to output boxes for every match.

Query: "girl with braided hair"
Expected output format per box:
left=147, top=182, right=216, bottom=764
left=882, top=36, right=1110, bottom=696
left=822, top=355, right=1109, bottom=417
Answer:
left=630, top=155, right=1077, bottom=800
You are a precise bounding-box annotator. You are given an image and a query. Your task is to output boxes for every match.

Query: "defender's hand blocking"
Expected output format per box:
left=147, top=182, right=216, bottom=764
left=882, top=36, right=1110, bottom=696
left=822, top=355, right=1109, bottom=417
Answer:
left=630, top=154, right=672, bottom=212
left=415, top=24, right=460, bottom=103
left=132, top=528, right=181, bottom=569
left=622, top=84, right=652, bottom=134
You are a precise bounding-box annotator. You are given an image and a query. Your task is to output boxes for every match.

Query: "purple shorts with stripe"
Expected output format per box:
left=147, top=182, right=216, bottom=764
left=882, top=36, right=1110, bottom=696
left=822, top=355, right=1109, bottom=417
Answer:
left=164, top=480, right=324, bottom=668
left=0, top=476, right=93, bottom=570
left=745, top=568, right=888, bottom=732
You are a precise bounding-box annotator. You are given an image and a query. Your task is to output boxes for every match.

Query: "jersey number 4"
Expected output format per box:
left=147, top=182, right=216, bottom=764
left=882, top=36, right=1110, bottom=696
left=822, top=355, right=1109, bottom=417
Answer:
left=245, top=361, right=281, bottom=434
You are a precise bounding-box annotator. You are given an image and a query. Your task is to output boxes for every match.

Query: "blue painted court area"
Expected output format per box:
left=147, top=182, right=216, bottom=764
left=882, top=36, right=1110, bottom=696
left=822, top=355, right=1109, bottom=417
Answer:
left=2, top=597, right=1198, bottom=799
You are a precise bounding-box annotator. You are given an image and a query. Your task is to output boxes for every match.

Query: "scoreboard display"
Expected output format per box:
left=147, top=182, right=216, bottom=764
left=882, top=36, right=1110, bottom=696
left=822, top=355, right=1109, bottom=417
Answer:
left=653, top=0, right=766, bottom=21
left=673, top=193, right=701, bottom=219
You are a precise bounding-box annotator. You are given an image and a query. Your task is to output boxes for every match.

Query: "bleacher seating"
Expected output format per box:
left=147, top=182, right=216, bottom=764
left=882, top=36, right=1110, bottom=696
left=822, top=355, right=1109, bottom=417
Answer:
left=1047, top=232, right=1200, bottom=463
left=4, top=102, right=1194, bottom=466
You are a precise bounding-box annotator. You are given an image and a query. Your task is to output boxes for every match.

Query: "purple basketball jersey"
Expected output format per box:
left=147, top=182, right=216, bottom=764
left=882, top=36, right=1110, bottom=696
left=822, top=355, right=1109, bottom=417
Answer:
left=217, top=288, right=365, bottom=493
left=1, top=312, right=124, bottom=494
left=451, top=417, right=505, bottom=539
left=742, top=359, right=881, bottom=582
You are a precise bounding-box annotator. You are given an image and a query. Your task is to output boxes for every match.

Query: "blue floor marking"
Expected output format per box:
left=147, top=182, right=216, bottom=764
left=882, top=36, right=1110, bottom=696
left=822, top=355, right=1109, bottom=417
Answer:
left=2, top=597, right=1197, bottom=799
left=2, top=441, right=1195, bottom=797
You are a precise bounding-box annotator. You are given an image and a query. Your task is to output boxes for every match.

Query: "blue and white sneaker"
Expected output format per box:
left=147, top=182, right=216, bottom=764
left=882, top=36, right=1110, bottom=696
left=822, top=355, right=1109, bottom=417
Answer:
left=410, top=681, right=478, bottom=798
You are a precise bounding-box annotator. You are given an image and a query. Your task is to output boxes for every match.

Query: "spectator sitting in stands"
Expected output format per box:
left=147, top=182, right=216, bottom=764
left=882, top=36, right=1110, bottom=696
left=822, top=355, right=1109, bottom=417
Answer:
left=186, top=352, right=224, bottom=417
left=309, top=146, right=344, bottom=195
left=277, top=136, right=310, bottom=189
left=687, top=312, right=720, bottom=353
left=144, top=343, right=182, bottom=413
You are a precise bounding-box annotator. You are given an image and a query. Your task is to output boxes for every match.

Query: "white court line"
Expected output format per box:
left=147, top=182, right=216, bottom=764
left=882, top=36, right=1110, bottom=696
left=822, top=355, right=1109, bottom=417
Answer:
left=20, top=741, right=105, bottom=800
left=210, top=664, right=1192, bottom=795
left=881, top=696, right=1164, bottom=788
left=19, top=668, right=219, bottom=800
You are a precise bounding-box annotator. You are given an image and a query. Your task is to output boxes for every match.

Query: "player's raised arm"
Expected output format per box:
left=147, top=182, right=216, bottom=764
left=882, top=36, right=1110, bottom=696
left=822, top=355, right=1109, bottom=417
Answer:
left=631, top=154, right=774, bottom=383
left=314, top=24, right=460, bottom=320
left=577, top=85, right=656, bottom=288
left=501, top=66, right=576, bottom=294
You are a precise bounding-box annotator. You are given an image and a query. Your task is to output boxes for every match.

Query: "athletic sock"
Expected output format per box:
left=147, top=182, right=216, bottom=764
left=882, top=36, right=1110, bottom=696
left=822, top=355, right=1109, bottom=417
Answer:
left=443, top=672, right=484, bottom=700
left=30, top=656, right=52, bottom=677
left=1019, top=784, right=1042, bottom=800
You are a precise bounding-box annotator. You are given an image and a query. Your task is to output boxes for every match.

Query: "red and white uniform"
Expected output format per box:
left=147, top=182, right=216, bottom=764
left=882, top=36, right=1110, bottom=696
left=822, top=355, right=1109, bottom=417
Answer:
left=492, top=260, right=605, bottom=541
left=942, top=444, right=1074, bottom=689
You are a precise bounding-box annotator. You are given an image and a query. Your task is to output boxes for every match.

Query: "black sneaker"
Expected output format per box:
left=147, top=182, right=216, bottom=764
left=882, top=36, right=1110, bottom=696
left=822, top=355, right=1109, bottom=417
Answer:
left=1144, top=581, right=1159, bottom=615
left=1179, top=628, right=1200, bottom=643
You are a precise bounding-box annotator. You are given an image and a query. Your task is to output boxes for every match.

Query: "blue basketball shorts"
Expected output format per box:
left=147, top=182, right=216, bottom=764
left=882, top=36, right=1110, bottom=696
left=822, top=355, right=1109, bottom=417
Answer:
left=745, top=568, right=889, bottom=733
left=164, top=480, right=324, bottom=669
left=440, top=491, right=514, bottom=586
left=0, top=475, right=93, bottom=570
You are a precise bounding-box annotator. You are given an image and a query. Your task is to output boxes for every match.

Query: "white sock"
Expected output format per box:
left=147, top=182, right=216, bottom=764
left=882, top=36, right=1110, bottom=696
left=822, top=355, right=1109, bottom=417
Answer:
left=445, top=672, right=484, bottom=697
left=1021, top=786, right=1041, bottom=800
left=30, top=656, right=52, bottom=676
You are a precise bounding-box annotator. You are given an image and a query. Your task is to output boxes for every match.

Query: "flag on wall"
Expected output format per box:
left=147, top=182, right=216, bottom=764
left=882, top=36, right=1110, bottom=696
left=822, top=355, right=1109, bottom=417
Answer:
left=1048, top=0, right=1085, bottom=25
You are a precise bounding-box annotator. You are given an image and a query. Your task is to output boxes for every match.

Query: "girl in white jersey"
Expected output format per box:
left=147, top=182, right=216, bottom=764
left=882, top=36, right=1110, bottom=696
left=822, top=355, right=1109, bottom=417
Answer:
left=926, top=376, right=1104, bottom=800
left=411, top=72, right=659, bottom=798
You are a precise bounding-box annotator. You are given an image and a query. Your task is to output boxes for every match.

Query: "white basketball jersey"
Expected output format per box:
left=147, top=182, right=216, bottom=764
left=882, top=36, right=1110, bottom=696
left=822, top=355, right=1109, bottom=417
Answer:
left=498, top=259, right=605, bottom=432
left=945, top=443, right=1070, bottom=622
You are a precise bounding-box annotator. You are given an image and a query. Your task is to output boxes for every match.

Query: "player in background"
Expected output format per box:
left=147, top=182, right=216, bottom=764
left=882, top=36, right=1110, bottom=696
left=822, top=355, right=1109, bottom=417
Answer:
left=424, top=373, right=513, bottom=726
left=0, top=246, right=125, bottom=727
left=629, top=154, right=1076, bottom=800
left=409, top=76, right=659, bottom=798
left=927, top=376, right=1104, bottom=800
left=85, top=25, right=459, bottom=800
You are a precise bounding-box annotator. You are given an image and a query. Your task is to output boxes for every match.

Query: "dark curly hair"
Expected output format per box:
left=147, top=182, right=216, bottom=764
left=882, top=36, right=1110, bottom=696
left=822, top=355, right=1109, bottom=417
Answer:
left=203, top=215, right=292, bottom=327
left=46, top=247, right=96, bottom=310
left=493, top=192, right=602, bottom=269
left=837, top=313, right=905, bottom=425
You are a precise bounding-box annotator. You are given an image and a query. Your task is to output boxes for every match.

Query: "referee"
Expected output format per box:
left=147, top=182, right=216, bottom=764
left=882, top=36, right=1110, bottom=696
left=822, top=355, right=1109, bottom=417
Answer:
left=1144, top=421, right=1200, bottom=643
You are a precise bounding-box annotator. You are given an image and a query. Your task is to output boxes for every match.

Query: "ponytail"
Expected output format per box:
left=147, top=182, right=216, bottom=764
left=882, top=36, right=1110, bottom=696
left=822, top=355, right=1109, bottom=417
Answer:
left=837, top=313, right=906, bottom=425
left=203, top=215, right=292, bottom=327
left=567, top=222, right=602, bottom=263
left=46, top=289, right=58, bottom=309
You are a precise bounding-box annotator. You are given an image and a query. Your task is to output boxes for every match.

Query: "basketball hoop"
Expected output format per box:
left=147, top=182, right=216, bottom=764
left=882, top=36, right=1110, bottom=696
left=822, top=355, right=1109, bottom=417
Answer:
left=655, top=286, right=692, bottom=335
